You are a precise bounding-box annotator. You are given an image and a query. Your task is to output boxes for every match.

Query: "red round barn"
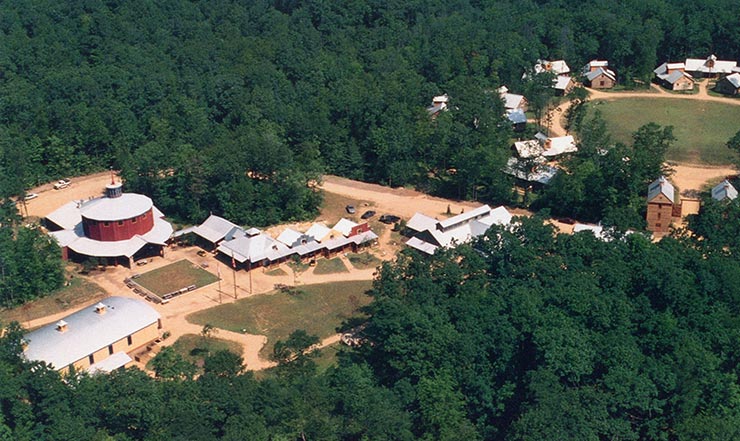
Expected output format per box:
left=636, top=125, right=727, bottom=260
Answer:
left=81, top=183, right=155, bottom=242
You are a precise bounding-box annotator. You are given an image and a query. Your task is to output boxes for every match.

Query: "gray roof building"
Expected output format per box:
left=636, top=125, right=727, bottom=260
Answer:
left=23, top=297, right=161, bottom=371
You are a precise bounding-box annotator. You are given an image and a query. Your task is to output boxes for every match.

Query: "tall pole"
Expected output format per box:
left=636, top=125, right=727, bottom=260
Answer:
left=231, top=250, right=237, bottom=299
left=248, top=260, right=253, bottom=295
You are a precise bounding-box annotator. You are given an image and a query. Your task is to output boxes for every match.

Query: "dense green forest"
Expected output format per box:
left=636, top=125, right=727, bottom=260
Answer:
left=1, top=0, right=739, bottom=225
left=0, top=201, right=64, bottom=307
left=4, top=213, right=740, bottom=439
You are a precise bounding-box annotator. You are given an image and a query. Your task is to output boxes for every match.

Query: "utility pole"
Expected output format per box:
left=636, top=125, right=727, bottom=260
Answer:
left=217, top=263, right=222, bottom=303
left=231, top=250, right=237, bottom=299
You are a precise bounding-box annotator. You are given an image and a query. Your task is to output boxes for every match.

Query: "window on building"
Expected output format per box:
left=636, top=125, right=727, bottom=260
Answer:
left=88, top=354, right=95, bottom=364
left=118, top=220, right=124, bottom=226
left=108, top=345, right=113, bottom=355
left=132, top=217, right=137, bottom=224
left=600, top=81, right=605, bottom=86
left=657, top=212, right=661, bottom=219
left=104, top=221, right=110, bottom=227
left=656, top=223, right=662, bottom=228
left=127, top=335, right=133, bottom=346
left=142, top=213, right=147, bottom=219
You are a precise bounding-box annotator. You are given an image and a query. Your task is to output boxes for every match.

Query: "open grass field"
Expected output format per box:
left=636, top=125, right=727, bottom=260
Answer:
left=313, top=257, right=349, bottom=275
left=187, top=280, right=373, bottom=358
left=166, top=333, right=244, bottom=370
left=588, top=98, right=740, bottom=164
left=0, top=277, right=106, bottom=325
left=134, top=260, right=219, bottom=296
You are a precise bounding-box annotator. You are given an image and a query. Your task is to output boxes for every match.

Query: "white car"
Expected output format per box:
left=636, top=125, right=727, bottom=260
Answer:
left=53, top=179, right=71, bottom=190
left=23, top=193, right=38, bottom=201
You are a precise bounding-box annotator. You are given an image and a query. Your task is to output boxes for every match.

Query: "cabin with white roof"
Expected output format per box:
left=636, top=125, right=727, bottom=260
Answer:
left=716, top=73, right=740, bottom=96
left=654, top=62, right=695, bottom=91
left=685, top=55, right=737, bottom=78
left=711, top=180, right=738, bottom=201
left=582, top=60, right=616, bottom=89
left=406, top=205, right=512, bottom=255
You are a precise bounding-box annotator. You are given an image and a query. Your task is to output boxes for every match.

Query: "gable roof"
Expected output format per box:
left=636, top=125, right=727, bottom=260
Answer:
left=405, top=205, right=513, bottom=255
left=305, top=223, right=332, bottom=242
left=711, top=179, right=738, bottom=201
left=647, top=176, right=675, bottom=203
left=193, top=214, right=243, bottom=244
left=333, top=218, right=358, bottom=237
left=407, top=212, right=438, bottom=233
left=685, top=55, right=737, bottom=74
left=553, top=75, right=573, bottom=90
left=722, top=73, right=740, bottom=89
left=664, top=70, right=693, bottom=85
left=534, top=59, right=570, bottom=75
left=507, top=108, right=527, bottom=124
left=585, top=67, right=616, bottom=82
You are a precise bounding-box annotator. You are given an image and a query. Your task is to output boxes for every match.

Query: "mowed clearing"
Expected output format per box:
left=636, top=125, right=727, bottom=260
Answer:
left=588, top=98, right=740, bottom=164
left=134, top=260, right=219, bottom=297
left=187, top=280, right=373, bottom=358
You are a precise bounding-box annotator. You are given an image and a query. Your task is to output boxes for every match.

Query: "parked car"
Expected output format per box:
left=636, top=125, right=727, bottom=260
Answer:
left=360, top=210, right=376, bottom=220
left=135, top=259, right=148, bottom=266
left=53, top=178, right=71, bottom=189
left=23, top=193, right=39, bottom=201
left=345, top=205, right=356, bottom=214
left=379, top=214, right=400, bottom=224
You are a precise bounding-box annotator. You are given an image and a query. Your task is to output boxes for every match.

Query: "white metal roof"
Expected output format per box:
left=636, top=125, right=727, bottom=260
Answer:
left=542, top=135, right=577, bottom=156
left=711, top=180, right=738, bottom=201
left=80, top=193, right=153, bottom=221
left=685, top=56, right=737, bottom=74
left=49, top=216, right=173, bottom=258
left=583, top=60, right=609, bottom=73
left=406, top=213, right=438, bottom=233
left=333, top=218, right=358, bottom=237
left=723, top=73, right=740, bottom=89
left=23, top=297, right=160, bottom=371
left=45, top=201, right=83, bottom=230
left=276, top=228, right=302, bottom=247
left=647, top=176, right=675, bottom=203
left=438, top=205, right=492, bottom=230
left=305, top=223, right=332, bottom=242
left=406, top=205, right=512, bottom=255
left=554, top=75, right=573, bottom=90
left=192, top=214, right=241, bottom=244
left=502, top=92, right=526, bottom=110
left=534, top=59, right=570, bottom=75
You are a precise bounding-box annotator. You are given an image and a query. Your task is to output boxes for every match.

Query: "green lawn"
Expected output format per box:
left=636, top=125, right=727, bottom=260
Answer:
left=587, top=98, right=740, bottom=164
left=134, top=260, right=219, bottom=296
left=0, top=278, right=106, bottom=325
left=186, top=280, right=373, bottom=359
left=313, top=257, right=349, bottom=275
left=346, top=252, right=381, bottom=270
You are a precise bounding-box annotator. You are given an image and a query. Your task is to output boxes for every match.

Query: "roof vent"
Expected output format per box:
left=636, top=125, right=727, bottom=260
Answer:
left=94, top=302, right=107, bottom=314
left=56, top=320, right=68, bottom=333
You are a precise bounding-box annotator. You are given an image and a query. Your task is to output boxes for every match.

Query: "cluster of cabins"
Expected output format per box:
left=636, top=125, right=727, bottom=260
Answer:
left=404, top=204, right=512, bottom=255
left=176, top=214, right=377, bottom=270
left=654, top=54, right=740, bottom=93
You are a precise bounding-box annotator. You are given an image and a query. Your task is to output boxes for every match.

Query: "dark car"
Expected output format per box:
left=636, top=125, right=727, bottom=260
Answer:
left=345, top=205, right=356, bottom=214
left=379, top=214, right=400, bottom=224
left=360, top=210, right=376, bottom=220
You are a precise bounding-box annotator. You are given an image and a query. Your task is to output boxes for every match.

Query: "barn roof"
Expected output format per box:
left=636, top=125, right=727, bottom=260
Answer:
left=23, top=297, right=160, bottom=371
